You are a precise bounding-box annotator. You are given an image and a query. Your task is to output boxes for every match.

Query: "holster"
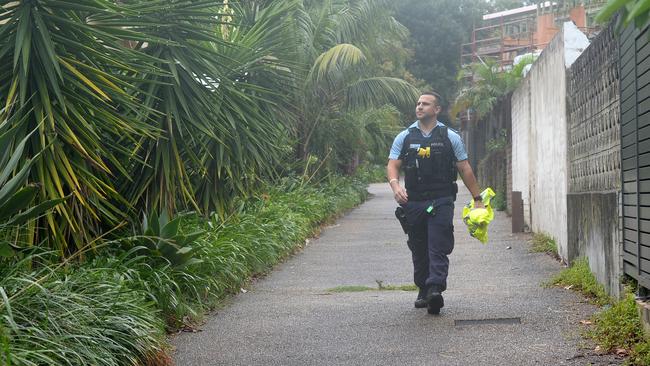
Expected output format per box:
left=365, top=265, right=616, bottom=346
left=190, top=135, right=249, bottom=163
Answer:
left=394, top=206, right=410, bottom=234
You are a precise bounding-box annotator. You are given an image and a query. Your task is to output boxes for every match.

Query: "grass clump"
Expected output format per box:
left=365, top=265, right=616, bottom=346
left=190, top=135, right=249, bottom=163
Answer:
left=0, top=255, right=169, bottom=366
left=378, top=284, right=418, bottom=291
left=549, top=257, right=612, bottom=306
left=328, top=286, right=375, bottom=293
left=589, top=291, right=648, bottom=362
left=549, top=262, right=650, bottom=363
left=327, top=282, right=418, bottom=293
left=585, top=287, right=650, bottom=365
left=531, top=233, right=559, bottom=257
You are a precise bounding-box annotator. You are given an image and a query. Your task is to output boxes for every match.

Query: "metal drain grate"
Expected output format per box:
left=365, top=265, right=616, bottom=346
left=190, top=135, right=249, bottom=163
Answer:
left=454, top=317, right=521, bottom=326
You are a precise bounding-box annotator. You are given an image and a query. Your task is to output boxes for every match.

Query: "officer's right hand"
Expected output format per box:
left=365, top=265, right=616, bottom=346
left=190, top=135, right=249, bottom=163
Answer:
left=392, top=186, right=408, bottom=204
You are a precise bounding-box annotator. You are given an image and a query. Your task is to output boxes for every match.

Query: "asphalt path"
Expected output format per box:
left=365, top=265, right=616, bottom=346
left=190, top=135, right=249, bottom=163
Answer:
left=172, top=182, right=623, bottom=366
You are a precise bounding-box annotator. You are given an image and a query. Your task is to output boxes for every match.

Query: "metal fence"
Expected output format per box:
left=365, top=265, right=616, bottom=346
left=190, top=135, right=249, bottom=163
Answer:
left=620, top=23, right=650, bottom=294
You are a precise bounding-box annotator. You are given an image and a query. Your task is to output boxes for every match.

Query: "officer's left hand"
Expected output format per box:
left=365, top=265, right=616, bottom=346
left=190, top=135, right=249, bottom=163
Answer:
left=393, top=185, right=408, bottom=204
left=474, top=200, right=485, bottom=209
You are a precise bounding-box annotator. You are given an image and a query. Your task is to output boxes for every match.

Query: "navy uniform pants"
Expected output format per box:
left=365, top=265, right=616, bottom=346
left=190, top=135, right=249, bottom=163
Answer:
left=401, top=196, right=455, bottom=292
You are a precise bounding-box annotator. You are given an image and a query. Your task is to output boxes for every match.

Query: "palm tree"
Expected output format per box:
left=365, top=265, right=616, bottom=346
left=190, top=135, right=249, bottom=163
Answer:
left=289, top=0, right=420, bottom=169
left=0, top=0, right=156, bottom=253
left=112, top=1, right=299, bottom=217
left=0, top=0, right=419, bottom=254
left=453, top=56, right=534, bottom=119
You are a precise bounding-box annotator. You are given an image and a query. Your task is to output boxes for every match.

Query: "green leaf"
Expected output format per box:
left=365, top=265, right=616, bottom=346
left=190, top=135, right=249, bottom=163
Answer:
left=0, top=124, right=37, bottom=187
left=176, top=246, right=192, bottom=255
left=626, top=0, right=650, bottom=24
left=0, top=161, right=33, bottom=205
left=596, top=0, right=630, bottom=23
left=2, top=197, right=65, bottom=227
left=0, top=241, right=15, bottom=258
left=161, top=217, right=181, bottom=239
left=310, top=43, right=366, bottom=83
left=0, top=185, right=38, bottom=221
left=0, top=286, right=18, bottom=333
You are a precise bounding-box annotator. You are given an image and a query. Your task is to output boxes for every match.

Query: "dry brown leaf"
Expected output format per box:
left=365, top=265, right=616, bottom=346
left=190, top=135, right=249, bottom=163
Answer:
left=615, top=348, right=629, bottom=356
left=564, top=285, right=574, bottom=290
left=579, top=320, right=592, bottom=325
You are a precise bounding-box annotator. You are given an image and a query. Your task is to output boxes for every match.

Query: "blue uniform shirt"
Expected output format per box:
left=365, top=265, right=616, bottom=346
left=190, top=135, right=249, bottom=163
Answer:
left=388, top=121, right=468, bottom=161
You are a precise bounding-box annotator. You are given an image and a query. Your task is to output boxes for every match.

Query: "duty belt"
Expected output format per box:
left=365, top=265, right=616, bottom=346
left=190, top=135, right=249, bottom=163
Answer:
left=407, top=183, right=457, bottom=201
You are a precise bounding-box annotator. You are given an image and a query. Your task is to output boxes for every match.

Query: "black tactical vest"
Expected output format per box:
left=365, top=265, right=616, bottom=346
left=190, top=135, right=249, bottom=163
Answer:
left=399, top=125, right=457, bottom=200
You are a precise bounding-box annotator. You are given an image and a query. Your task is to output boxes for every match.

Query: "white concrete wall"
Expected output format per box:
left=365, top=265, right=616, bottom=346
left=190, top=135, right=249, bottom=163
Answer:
left=530, top=32, right=569, bottom=259
left=510, top=23, right=587, bottom=261
left=511, top=77, right=531, bottom=227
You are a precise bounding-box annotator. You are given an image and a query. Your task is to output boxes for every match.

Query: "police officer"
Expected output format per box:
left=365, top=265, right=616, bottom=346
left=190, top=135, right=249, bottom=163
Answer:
left=387, top=91, right=483, bottom=315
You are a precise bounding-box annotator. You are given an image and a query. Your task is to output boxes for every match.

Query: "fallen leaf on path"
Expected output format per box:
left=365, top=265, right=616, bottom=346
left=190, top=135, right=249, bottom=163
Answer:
left=180, top=326, right=202, bottom=333
left=579, top=320, right=592, bottom=325
left=615, top=348, right=629, bottom=356
left=564, top=285, right=574, bottom=290
left=594, top=345, right=602, bottom=353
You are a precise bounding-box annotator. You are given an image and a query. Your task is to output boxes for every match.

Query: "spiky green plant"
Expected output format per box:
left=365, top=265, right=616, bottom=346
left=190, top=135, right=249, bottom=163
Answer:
left=0, top=108, right=63, bottom=259
left=453, top=55, right=536, bottom=119
left=0, top=0, right=158, bottom=253
left=113, top=1, right=296, bottom=216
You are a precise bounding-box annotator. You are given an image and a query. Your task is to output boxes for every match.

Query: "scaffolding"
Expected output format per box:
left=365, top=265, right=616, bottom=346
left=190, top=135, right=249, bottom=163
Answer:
left=460, top=1, right=604, bottom=69
left=461, top=15, right=537, bottom=69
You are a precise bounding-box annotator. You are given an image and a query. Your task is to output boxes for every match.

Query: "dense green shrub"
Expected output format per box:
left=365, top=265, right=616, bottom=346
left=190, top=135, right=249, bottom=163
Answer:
left=0, top=175, right=369, bottom=364
left=0, top=255, right=167, bottom=366
left=356, top=163, right=388, bottom=183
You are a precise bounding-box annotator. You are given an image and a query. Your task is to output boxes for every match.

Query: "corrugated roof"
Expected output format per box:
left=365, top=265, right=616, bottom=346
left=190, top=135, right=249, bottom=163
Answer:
left=483, top=2, right=555, bottom=20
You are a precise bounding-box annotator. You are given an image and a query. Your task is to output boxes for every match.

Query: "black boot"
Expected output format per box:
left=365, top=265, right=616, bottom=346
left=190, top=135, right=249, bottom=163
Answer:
left=414, top=287, right=427, bottom=308
left=426, top=285, right=444, bottom=315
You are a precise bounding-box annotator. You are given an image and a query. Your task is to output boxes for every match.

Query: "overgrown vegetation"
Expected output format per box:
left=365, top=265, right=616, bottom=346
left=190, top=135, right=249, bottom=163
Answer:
left=546, top=259, right=650, bottom=363
left=486, top=129, right=508, bottom=152
left=0, top=0, right=416, bottom=255
left=452, top=55, right=536, bottom=119
left=0, top=254, right=169, bottom=366
left=589, top=290, right=650, bottom=364
left=491, top=191, right=507, bottom=211
left=356, top=163, right=388, bottom=183
left=0, top=2, right=417, bottom=361
left=531, top=233, right=559, bottom=258
left=1, top=175, right=369, bottom=365
left=548, top=257, right=611, bottom=306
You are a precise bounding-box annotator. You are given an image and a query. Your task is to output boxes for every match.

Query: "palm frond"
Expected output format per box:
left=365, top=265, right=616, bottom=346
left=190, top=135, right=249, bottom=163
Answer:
left=0, top=0, right=159, bottom=252
left=345, top=76, right=420, bottom=111
left=309, top=43, right=366, bottom=83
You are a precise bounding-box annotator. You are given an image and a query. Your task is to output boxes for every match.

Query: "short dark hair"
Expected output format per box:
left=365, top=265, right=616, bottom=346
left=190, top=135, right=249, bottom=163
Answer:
left=421, top=91, right=444, bottom=107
